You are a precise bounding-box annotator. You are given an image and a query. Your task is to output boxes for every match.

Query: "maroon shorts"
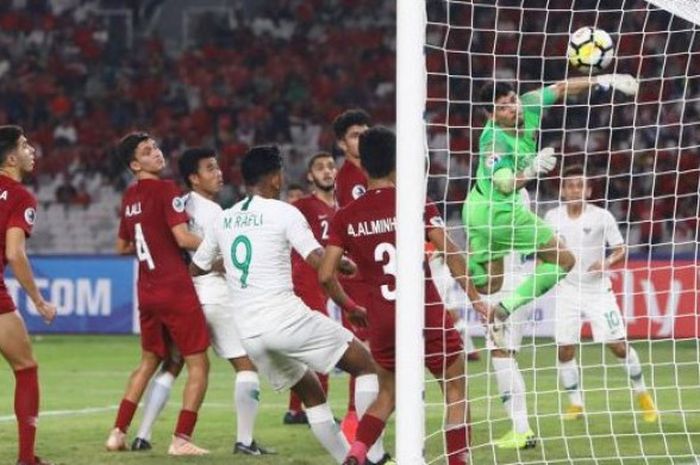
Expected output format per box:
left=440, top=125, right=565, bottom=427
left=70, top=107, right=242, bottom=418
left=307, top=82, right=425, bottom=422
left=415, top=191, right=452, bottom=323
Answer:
left=370, top=300, right=463, bottom=377
left=0, top=288, right=15, bottom=314
left=340, top=279, right=370, bottom=341
left=138, top=288, right=209, bottom=358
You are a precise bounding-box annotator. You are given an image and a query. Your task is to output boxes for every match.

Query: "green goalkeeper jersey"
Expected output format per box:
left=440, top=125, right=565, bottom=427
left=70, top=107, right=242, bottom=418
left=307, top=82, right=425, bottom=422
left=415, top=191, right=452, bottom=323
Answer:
left=474, top=86, right=558, bottom=204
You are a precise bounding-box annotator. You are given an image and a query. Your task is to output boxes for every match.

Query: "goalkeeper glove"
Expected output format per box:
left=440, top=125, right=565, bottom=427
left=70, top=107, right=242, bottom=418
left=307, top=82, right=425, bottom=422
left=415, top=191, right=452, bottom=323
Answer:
left=522, top=147, right=557, bottom=179
left=595, top=73, right=639, bottom=96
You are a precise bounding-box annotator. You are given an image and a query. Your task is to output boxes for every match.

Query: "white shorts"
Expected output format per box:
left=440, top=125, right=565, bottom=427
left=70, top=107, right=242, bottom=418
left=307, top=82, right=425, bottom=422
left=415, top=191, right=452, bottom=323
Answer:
left=241, top=301, right=354, bottom=391
left=202, top=303, right=247, bottom=359
left=554, top=283, right=625, bottom=345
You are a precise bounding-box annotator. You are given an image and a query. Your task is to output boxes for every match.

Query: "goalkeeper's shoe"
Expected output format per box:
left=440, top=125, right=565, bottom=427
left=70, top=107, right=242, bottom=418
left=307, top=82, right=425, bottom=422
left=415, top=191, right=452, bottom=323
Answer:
left=638, top=392, right=658, bottom=423
left=167, top=435, right=209, bottom=456
left=488, top=304, right=510, bottom=349
left=105, top=427, right=127, bottom=451
left=563, top=404, right=584, bottom=421
left=131, top=437, right=152, bottom=451
left=494, top=429, right=537, bottom=449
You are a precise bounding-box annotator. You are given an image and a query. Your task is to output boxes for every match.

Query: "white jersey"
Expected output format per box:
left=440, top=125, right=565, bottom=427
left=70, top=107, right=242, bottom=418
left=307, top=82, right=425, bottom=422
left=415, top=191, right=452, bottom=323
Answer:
left=185, top=191, right=231, bottom=305
left=544, top=204, right=624, bottom=290
left=192, top=194, right=321, bottom=337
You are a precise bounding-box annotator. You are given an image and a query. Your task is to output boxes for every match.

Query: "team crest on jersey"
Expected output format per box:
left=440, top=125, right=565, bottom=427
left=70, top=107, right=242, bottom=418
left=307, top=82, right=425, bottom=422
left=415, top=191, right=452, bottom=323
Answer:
left=485, top=154, right=501, bottom=170
left=429, top=216, right=444, bottom=227
left=24, top=207, right=36, bottom=225
left=172, top=196, right=186, bottom=213
left=352, top=184, right=366, bottom=199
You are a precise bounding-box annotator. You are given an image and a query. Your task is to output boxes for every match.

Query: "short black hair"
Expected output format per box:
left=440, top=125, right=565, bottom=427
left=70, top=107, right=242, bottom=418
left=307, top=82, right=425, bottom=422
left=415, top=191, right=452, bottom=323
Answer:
left=179, top=147, right=216, bottom=188
left=478, top=81, right=515, bottom=113
left=562, top=164, right=586, bottom=178
left=332, top=109, right=371, bottom=140
left=359, top=126, right=395, bottom=179
left=0, top=125, right=24, bottom=165
left=117, top=132, right=151, bottom=171
left=306, top=152, right=333, bottom=172
left=287, top=183, right=305, bottom=192
left=241, top=145, right=282, bottom=186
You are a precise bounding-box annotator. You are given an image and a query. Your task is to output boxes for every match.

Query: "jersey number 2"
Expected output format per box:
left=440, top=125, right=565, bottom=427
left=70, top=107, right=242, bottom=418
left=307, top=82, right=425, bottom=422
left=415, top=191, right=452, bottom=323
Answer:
left=134, top=223, right=155, bottom=270
left=374, top=242, right=397, bottom=301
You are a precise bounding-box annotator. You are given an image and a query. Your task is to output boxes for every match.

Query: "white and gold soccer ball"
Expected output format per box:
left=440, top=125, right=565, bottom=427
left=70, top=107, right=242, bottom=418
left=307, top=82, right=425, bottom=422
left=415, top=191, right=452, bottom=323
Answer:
left=567, top=27, right=614, bottom=73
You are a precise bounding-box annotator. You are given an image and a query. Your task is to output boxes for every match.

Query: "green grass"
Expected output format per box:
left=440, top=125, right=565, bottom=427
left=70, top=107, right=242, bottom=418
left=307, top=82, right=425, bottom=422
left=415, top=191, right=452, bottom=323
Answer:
left=1, top=336, right=699, bottom=464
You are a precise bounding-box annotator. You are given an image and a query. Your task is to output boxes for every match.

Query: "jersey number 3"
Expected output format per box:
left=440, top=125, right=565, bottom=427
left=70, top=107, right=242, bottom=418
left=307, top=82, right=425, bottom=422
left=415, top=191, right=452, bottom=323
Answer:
left=134, top=223, right=155, bottom=270
left=374, top=242, right=397, bottom=300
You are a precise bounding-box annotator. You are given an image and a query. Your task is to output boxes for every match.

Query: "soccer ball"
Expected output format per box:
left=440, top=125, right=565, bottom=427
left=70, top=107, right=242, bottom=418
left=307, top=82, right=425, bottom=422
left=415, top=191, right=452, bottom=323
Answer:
left=567, top=27, right=614, bottom=73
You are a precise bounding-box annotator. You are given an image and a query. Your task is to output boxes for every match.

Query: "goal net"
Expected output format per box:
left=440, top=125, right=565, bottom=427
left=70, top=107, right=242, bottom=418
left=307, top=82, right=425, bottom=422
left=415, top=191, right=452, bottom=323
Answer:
left=397, top=0, right=700, bottom=463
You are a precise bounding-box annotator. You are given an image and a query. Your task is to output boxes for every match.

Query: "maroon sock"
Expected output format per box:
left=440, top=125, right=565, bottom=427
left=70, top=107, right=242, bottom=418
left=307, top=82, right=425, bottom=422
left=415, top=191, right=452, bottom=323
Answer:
left=347, top=376, right=356, bottom=413
left=445, top=425, right=469, bottom=465
left=318, top=373, right=329, bottom=396
left=355, top=414, right=385, bottom=451
left=175, top=409, right=198, bottom=439
left=288, top=391, right=303, bottom=413
left=114, top=399, right=137, bottom=434
left=15, top=366, right=39, bottom=464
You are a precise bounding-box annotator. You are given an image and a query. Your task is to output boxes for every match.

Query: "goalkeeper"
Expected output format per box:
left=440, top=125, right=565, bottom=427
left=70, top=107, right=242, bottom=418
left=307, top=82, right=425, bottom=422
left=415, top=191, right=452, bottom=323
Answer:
left=463, top=74, right=638, bottom=344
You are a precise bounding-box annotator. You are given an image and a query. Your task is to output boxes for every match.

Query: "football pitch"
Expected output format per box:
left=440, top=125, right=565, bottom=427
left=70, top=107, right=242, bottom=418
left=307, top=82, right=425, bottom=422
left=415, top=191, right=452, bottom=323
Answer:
left=1, top=336, right=699, bottom=465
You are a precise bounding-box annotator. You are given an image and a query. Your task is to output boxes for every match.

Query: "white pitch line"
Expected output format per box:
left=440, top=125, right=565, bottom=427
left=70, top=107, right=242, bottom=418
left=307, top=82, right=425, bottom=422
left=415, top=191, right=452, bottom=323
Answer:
left=0, top=405, right=118, bottom=423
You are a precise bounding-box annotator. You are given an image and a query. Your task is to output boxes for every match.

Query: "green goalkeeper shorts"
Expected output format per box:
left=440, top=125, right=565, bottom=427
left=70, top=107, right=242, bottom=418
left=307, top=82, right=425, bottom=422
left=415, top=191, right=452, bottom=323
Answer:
left=462, top=188, right=554, bottom=264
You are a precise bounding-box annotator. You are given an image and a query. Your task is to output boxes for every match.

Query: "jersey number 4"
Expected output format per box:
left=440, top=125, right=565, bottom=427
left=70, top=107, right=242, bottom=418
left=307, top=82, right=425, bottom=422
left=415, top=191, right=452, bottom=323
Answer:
left=134, top=223, right=155, bottom=270
left=374, top=242, right=397, bottom=301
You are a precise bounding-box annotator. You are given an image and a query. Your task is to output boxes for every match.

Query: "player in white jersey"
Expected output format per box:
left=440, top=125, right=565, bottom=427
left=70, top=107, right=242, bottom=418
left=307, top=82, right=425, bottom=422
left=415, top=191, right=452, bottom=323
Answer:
left=130, top=148, right=273, bottom=455
left=545, top=165, right=657, bottom=423
left=191, top=146, right=392, bottom=465
left=477, top=189, right=537, bottom=449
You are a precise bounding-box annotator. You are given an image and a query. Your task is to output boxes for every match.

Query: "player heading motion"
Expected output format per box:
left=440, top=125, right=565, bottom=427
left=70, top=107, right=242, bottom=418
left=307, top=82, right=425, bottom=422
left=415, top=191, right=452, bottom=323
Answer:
left=463, top=73, right=639, bottom=346
left=129, top=147, right=273, bottom=455
left=320, top=127, right=490, bottom=465
left=190, top=146, right=391, bottom=465
left=545, top=166, right=657, bottom=423
left=0, top=126, right=57, bottom=465
left=107, top=133, right=211, bottom=456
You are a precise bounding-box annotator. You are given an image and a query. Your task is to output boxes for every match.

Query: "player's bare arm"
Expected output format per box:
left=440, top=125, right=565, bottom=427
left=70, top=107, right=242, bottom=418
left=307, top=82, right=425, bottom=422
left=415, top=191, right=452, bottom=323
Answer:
left=305, top=247, right=356, bottom=276
left=115, top=237, right=135, bottom=255
left=189, top=261, right=209, bottom=277
left=171, top=223, right=202, bottom=251
left=427, top=227, right=491, bottom=319
left=6, top=227, right=56, bottom=324
left=588, top=244, right=626, bottom=274
left=318, top=245, right=368, bottom=328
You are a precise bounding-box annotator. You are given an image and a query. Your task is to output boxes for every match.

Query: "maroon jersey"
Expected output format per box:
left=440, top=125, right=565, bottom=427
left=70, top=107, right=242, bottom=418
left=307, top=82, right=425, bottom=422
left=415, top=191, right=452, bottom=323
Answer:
left=292, top=194, right=336, bottom=312
left=335, top=159, right=367, bottom=208
left=0, top=175, right=36, bottom=313
left=118, top=179, right=194, bottom=305
left=328, top=187, right=462, bottom=373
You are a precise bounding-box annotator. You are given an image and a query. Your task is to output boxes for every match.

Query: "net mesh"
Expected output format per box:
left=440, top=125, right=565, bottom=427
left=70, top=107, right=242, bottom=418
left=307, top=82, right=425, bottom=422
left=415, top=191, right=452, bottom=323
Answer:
left=422, top=1, right=699, bottom=463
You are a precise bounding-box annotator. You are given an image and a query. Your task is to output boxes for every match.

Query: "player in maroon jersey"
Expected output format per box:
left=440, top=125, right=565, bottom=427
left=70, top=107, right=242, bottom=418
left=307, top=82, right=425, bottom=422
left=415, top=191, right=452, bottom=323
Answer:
left=106, top=133, right=211, bottom=456
left=0, top=126, right=56, bottom=465
left=332, top=108, right=372, bottom=439
left=284, top=152, right=338, bottom=425
left=320, top=127, right=491, bottom=465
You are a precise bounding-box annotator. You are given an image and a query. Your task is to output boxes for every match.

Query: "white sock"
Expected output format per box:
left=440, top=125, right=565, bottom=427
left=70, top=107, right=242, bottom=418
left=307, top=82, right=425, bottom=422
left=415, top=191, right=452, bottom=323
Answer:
left=136, top=371, right=174, bottom=440
left=558, top=359, right=583, bottom=407
left=492, top=356, right=530, bottom=434
left=355, top=374, right=386, bottom=462
left=617, top=347, right=647, bottom=394
left=306, top=403, right=349, bottom=464
left=235, top=371, right=260, bottom=446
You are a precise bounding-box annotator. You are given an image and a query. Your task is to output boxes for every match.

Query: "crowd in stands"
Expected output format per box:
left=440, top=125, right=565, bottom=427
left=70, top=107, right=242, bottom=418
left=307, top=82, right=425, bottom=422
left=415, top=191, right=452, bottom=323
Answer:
left=0, top=0, right=696, bottom=254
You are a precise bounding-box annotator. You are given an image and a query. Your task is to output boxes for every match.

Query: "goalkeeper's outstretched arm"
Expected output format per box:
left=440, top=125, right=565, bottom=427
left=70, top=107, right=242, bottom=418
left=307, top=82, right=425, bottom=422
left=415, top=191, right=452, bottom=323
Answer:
left=550, top=74, right=639, bottom=100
